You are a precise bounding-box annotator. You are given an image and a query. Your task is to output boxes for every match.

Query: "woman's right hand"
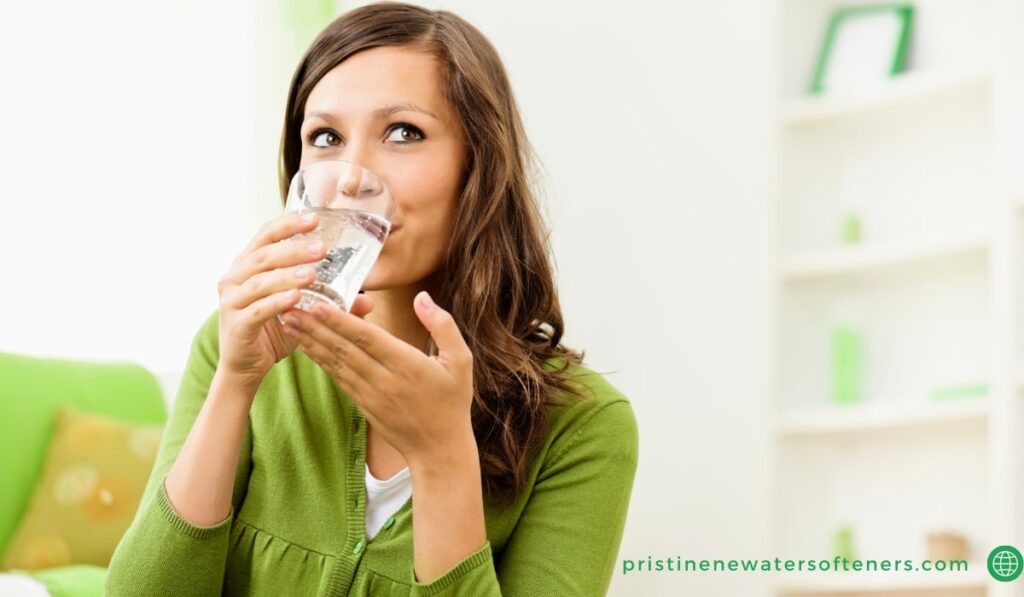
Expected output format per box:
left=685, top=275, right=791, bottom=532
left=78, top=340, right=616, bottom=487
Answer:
left=216, top=211, right=374, bottom=390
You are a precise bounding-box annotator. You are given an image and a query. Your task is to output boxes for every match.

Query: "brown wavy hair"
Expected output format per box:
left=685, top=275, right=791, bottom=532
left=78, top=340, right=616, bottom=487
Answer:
left=278, top=2, right=588, bottom=506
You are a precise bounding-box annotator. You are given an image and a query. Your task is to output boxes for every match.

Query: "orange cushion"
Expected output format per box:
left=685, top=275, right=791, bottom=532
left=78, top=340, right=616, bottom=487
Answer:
left=2, top=407, right=162, bottom=570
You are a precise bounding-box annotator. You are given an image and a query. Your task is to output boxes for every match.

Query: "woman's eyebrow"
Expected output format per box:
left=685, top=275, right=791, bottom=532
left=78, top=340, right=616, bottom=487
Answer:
left=304, top=103, right=439, bottom=124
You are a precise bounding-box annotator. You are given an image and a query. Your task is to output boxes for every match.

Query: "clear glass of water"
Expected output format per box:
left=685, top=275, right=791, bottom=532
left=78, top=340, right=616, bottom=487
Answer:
left=276, top=160, right=394, bottom=321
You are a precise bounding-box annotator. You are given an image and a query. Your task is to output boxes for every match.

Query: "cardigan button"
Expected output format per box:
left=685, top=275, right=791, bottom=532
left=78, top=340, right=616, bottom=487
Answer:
left=352, top=539, right=365, bottom=555
left=383, top=516, right=396, bottom=530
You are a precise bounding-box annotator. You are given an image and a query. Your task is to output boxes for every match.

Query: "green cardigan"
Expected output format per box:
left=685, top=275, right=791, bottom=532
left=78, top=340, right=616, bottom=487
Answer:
left=105, top=309, right=639, bottom=596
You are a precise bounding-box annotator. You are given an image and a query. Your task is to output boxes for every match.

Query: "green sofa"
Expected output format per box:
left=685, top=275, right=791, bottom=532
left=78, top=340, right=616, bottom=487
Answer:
left=0, top=352, right=168, bottom=596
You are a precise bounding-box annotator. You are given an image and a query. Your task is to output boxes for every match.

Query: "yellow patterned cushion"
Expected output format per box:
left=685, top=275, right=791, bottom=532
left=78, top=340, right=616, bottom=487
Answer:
left=2, top=407, right=162, bottom=570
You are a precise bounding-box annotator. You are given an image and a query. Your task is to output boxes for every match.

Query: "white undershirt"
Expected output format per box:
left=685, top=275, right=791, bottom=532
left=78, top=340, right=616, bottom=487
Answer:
left=364, top=464, right=412, bottom=540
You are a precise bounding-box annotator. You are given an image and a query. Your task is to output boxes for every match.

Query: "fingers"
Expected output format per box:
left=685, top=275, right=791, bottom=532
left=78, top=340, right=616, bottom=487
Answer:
left=221, top=212, right=324, bottom=286
left=280, top=294, right=373, bottom=325
left=284, top=309, right=393, bottom=389
left=227, top=234, right=327, bottom=290
left=219, top=212, right=328, bottom=311
left=298, top=303, right=419, bottom=373
left=245, top=211, right=319, bottom=256
left=238, top=288, right=303, bottom=335
left=350, top=294, right=375, bottom=318
left=301, top=338, right=376, bottom=407
left=222, top=258, right=317, bottom=310
left=414, top=292, right=473, bottom=368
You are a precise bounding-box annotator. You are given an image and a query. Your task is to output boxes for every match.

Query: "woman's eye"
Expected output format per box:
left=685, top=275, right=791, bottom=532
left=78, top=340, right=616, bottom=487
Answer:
left=307, top=125, right=423, bottom=148
left=385, top=124, right=425, bottom=144
left=310, top=129, right=341, bottom=148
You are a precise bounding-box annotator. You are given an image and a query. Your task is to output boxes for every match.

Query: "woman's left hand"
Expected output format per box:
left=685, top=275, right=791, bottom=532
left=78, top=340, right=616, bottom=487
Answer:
left=280, top=291, right=476, bottom=465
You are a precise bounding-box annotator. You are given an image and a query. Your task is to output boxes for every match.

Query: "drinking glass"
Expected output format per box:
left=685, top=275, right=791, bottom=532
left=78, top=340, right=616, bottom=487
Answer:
left=276, top=160, right=394, bottom=323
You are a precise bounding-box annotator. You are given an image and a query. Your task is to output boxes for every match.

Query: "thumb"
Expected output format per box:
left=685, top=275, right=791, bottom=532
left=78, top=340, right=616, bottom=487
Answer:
left=350, top=293, right=375, bottom=318
left=414, top=291, right=469, bottom=363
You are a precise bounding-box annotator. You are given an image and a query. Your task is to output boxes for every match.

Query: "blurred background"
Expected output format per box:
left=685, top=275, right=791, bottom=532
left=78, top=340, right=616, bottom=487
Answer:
left=1, top=0, right=1023, bottom=595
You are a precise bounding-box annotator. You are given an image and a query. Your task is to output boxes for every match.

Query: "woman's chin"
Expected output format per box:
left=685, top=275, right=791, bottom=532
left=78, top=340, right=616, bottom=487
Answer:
left=360, top=269, right=396, bottom=292
left=360, top=276, right=384, bottom=292
left=361, top=260, right=435, bottom=293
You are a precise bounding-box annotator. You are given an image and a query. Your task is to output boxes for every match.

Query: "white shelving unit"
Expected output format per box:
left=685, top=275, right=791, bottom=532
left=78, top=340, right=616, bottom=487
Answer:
left=779, top=233, right=990, bottom=281
left=783, top=64, right=991, bottom=126
left=772, top=0, right=1024, bottom=596
left=778, top=397, right=988, bottom=437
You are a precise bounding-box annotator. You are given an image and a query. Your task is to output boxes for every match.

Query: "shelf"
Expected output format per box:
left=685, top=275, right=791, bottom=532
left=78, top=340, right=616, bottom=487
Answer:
left=777, top=398, right=988, bottom=437
left=775, top=564, right=988, bottom=594
left=783, top=65, right=991, bottom=126
left=779, top=233, right=989, bottom=282
left=771, top=2, right=1015, bottom=596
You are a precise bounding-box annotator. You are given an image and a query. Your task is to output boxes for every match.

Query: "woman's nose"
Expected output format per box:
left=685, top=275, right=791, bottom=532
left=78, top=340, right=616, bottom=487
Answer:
left=337, top=167, right=364, bottom=197
left=334, top=140, right=382, bottom=195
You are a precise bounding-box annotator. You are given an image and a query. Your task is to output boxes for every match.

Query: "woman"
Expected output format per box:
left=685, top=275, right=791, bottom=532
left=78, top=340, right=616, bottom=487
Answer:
left=107, top=3, right=639, bottom=595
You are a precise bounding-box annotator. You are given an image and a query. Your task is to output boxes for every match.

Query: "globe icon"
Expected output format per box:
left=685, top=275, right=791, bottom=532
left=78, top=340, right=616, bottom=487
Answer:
left=988, top=546, right=1024, bottom=582
left=994, top=551, right=1019, bottom=577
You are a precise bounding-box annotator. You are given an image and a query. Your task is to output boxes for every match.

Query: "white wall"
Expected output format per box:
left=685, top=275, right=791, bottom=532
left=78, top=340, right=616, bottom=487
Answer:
left=0, top=1, right=777, bottom=595
left=0, top=0, right=259, bottom=377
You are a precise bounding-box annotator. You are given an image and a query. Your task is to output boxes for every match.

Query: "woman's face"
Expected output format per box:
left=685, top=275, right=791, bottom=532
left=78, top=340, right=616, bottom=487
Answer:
left=299, top=46, right=468, bottom=291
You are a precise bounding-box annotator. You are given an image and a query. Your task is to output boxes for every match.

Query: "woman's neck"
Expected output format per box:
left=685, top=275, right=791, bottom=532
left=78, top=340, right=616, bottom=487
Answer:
left=363, top=283, right=434, bottom=355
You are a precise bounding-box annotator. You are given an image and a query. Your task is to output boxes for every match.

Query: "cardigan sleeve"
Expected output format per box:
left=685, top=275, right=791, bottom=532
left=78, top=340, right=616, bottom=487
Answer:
left=106, top=310, right=253, bottom=596
left=407, top=399, right=640, bottom=596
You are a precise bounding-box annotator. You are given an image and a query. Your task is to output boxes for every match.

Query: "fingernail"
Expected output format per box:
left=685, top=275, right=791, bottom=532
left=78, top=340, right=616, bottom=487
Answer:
left=295, top=267, right=310, bottom=278
left=307, top=241, right=324, bottom=254
left=283, top=315, right=298, bottom=327
left=302, top=212, right=317, bottom=222
left=313, top=306, right=326, bottom=320
left=418, top=292, right=435, bottom=313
